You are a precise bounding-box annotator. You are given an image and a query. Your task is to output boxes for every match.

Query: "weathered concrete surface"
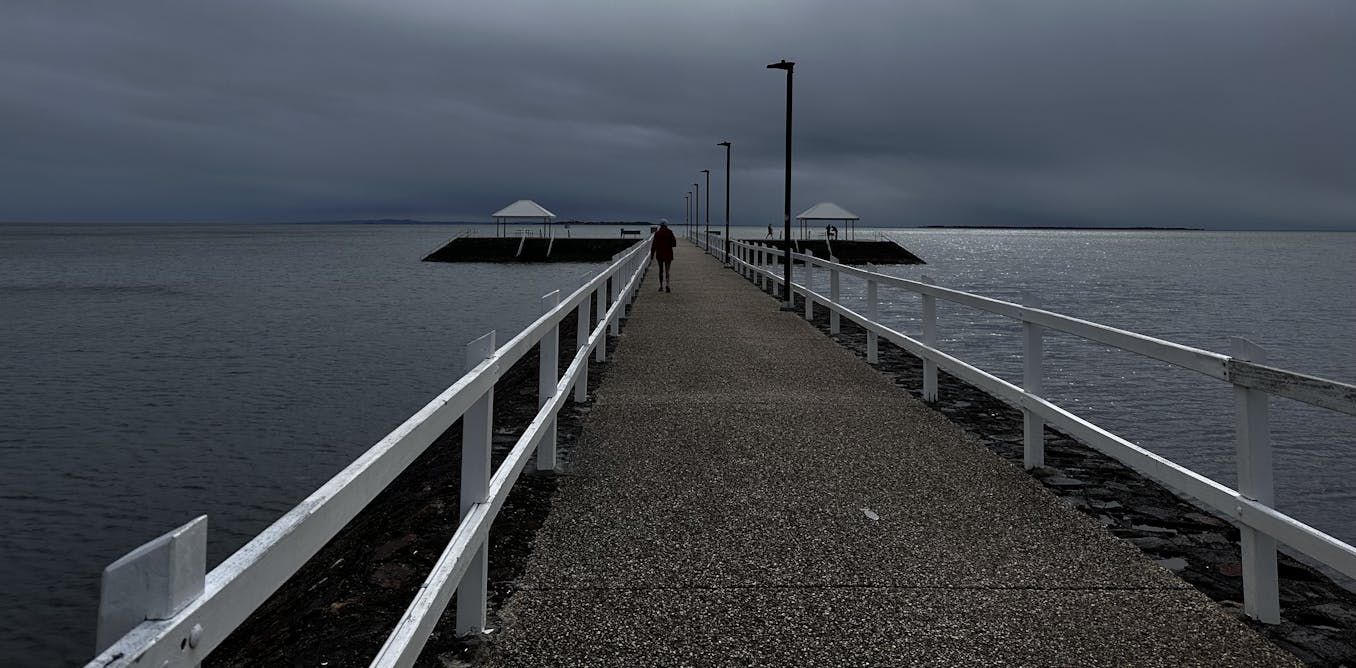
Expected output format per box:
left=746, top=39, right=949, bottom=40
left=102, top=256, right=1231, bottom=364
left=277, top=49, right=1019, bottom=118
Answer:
left=480, top=244, right=1297, bottom=666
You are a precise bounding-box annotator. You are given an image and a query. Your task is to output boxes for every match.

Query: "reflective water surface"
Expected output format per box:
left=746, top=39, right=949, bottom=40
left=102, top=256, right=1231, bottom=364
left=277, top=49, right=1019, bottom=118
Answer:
left=0, top=223, right=600, bottom=665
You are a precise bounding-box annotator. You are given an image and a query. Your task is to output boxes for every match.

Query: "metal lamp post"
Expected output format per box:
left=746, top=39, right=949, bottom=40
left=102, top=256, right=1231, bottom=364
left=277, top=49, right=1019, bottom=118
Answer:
left=701, top=169, right=711, bottom=254
left=718, top=141, right=731, bottom=264
left=684, top=193, right=691, bottom=238
left=767, top=59, right=794, bottom=307
left=693, top=182, right=701, bottom=251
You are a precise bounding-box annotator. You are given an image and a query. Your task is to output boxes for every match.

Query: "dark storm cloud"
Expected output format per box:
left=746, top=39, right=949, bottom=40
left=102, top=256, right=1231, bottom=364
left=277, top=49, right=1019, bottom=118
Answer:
left=1, top=1, right=1354, bottom=229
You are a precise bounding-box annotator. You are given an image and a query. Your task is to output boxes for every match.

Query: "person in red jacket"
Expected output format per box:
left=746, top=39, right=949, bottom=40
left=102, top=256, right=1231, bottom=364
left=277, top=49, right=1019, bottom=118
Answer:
left=652, top=219, right=677, bottom=292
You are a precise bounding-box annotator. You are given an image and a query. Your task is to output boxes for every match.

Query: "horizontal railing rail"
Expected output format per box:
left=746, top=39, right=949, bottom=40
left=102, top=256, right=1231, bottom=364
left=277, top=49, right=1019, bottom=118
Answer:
left=720, top=235, right=1356, bottom=625
left=88, top=237, right=654, bottom=668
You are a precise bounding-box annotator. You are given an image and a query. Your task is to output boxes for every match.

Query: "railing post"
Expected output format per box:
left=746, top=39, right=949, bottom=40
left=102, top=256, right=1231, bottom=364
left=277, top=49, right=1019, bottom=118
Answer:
left=575, top=293, right=590, bottom=402
left=96, top=516, right=207, bottom=655
left=594, top=283, right=607, bottom=362
left=766, top=244, right=774, bottom=293
left=866, top=263, right=879, bottom=364
left=1022, top=291, right=1045, bottom=470
left=537, top=292, right=559, bottom=471
left=771, top=246, right=779, bottom=295
left=803, top=251, right=815, bottom=320
left=1232, top=337, right=1280, bottom=624
left=756, top=246, right=764, bottom=289
left=610, top=253, right=628, bottom=322
left=457, top=330, right=495, bottom=635
left=921, top=275, right=938, bottom=402
left=630, top=253, right=638, bottom=303
left=635, top=250, right=643, bottom=299
left=829, top=256, right=840, bottom=335
left=608, top=269, right=621, bottom=336
left=628, top=251, right=640, bottom=304
left=767, top=245, right=774, bottom=291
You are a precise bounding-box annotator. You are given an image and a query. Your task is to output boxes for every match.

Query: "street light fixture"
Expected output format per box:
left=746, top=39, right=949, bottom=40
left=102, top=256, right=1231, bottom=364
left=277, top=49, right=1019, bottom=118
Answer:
left=718, top=141, right=731, bottom=264
left=767, top=59, right=794, bottom=307
left=693, top=182, right=700, bottom=250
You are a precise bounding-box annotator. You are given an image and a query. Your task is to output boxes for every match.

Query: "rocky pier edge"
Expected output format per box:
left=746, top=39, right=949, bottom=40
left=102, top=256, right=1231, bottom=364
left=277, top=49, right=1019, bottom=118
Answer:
left=789, top=291, right=1356, bottom=667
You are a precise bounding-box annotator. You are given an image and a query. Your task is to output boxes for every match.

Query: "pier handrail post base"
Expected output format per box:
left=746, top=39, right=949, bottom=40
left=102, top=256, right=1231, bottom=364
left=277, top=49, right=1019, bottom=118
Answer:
left=537, top=292, right=560, bottom=471
left=457, top=330, right=496, bottom=635
left=608, top=268, right=621, bottom=336
left=829, top=256, right=840, bottom=335
left=96, top=516, right=207, bottom=655
left=1022, top=291, right=1045, bottom=470
left=756, top=245, right=764, bottom=289
left=921, top=275, right=939, bottom=402
left=594, top=284, right=607, bottom=363
left=575, top=294, right=590, bottom=402
left=866, top=264, right=879, bottom=364
left=1232, top=336, right=1280, bottom=624
left=803, top=251, right=815, bottom=321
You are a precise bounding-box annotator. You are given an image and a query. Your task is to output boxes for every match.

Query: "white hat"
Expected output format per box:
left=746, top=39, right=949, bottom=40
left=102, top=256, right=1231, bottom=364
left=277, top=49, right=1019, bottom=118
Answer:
left=659, top=218, right=669, bottom=224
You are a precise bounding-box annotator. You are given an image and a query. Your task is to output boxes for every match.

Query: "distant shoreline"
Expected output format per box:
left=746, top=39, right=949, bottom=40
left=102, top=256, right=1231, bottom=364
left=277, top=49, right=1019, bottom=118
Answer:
left=310, top=221, right=1209, bottom=230
left=295, top=219, right=656, bottom=226
left=920, top=225, right=1204, bottom=231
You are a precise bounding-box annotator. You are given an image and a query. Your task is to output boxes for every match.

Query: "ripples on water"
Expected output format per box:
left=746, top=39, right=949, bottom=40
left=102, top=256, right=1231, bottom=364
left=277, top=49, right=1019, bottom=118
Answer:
left=1, top=224, right=1352, bottom=665
left=0, top=223, right=600, bottom=665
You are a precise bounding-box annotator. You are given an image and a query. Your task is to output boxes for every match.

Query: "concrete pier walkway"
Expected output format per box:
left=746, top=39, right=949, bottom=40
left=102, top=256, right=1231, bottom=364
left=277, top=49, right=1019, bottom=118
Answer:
left=482, top=243, right=1294, bottom=666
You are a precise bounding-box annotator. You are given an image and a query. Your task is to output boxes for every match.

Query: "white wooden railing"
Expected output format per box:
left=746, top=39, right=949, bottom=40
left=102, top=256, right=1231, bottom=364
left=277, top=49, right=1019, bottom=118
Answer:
left=708, top=233, right=1356, bottom=625
left=87, top=237, right=654, bottom=668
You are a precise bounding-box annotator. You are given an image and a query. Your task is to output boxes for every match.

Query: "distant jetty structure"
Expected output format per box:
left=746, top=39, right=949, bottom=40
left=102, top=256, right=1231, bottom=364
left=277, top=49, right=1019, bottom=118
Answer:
left=423, top=199, right=641, bottom=262
left=727, top=202, right=925, bottom=264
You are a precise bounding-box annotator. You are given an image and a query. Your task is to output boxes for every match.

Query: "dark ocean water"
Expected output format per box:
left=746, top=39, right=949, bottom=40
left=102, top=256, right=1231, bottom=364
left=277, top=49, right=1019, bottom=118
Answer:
left=0, top=223, right=602, bottom=666
left=2, top=224, right=1353, bottom=665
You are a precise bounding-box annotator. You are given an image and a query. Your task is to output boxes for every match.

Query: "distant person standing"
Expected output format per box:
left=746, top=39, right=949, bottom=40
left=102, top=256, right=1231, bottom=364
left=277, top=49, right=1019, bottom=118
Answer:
left=653, top=219, right=677, bottom=292
left=766, top=224, right=773, bottom=238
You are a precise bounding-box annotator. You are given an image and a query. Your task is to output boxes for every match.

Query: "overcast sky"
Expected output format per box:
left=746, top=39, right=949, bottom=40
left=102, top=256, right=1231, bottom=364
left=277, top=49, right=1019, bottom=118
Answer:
left=2, top=1, right=1354, bottom=229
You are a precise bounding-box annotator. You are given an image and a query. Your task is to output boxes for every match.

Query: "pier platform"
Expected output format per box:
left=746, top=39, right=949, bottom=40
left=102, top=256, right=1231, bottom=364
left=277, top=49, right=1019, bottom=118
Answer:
left=740, top=238, right=924, bottom=264
left=422, top=236, right=638, bottom=263
left=477, top=244, right=1294, bottom=665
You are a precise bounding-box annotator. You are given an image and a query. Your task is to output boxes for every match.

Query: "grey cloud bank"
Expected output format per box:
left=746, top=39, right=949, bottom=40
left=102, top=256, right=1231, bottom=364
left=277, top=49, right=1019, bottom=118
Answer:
left=2, top=1, right=1354, bottom=229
